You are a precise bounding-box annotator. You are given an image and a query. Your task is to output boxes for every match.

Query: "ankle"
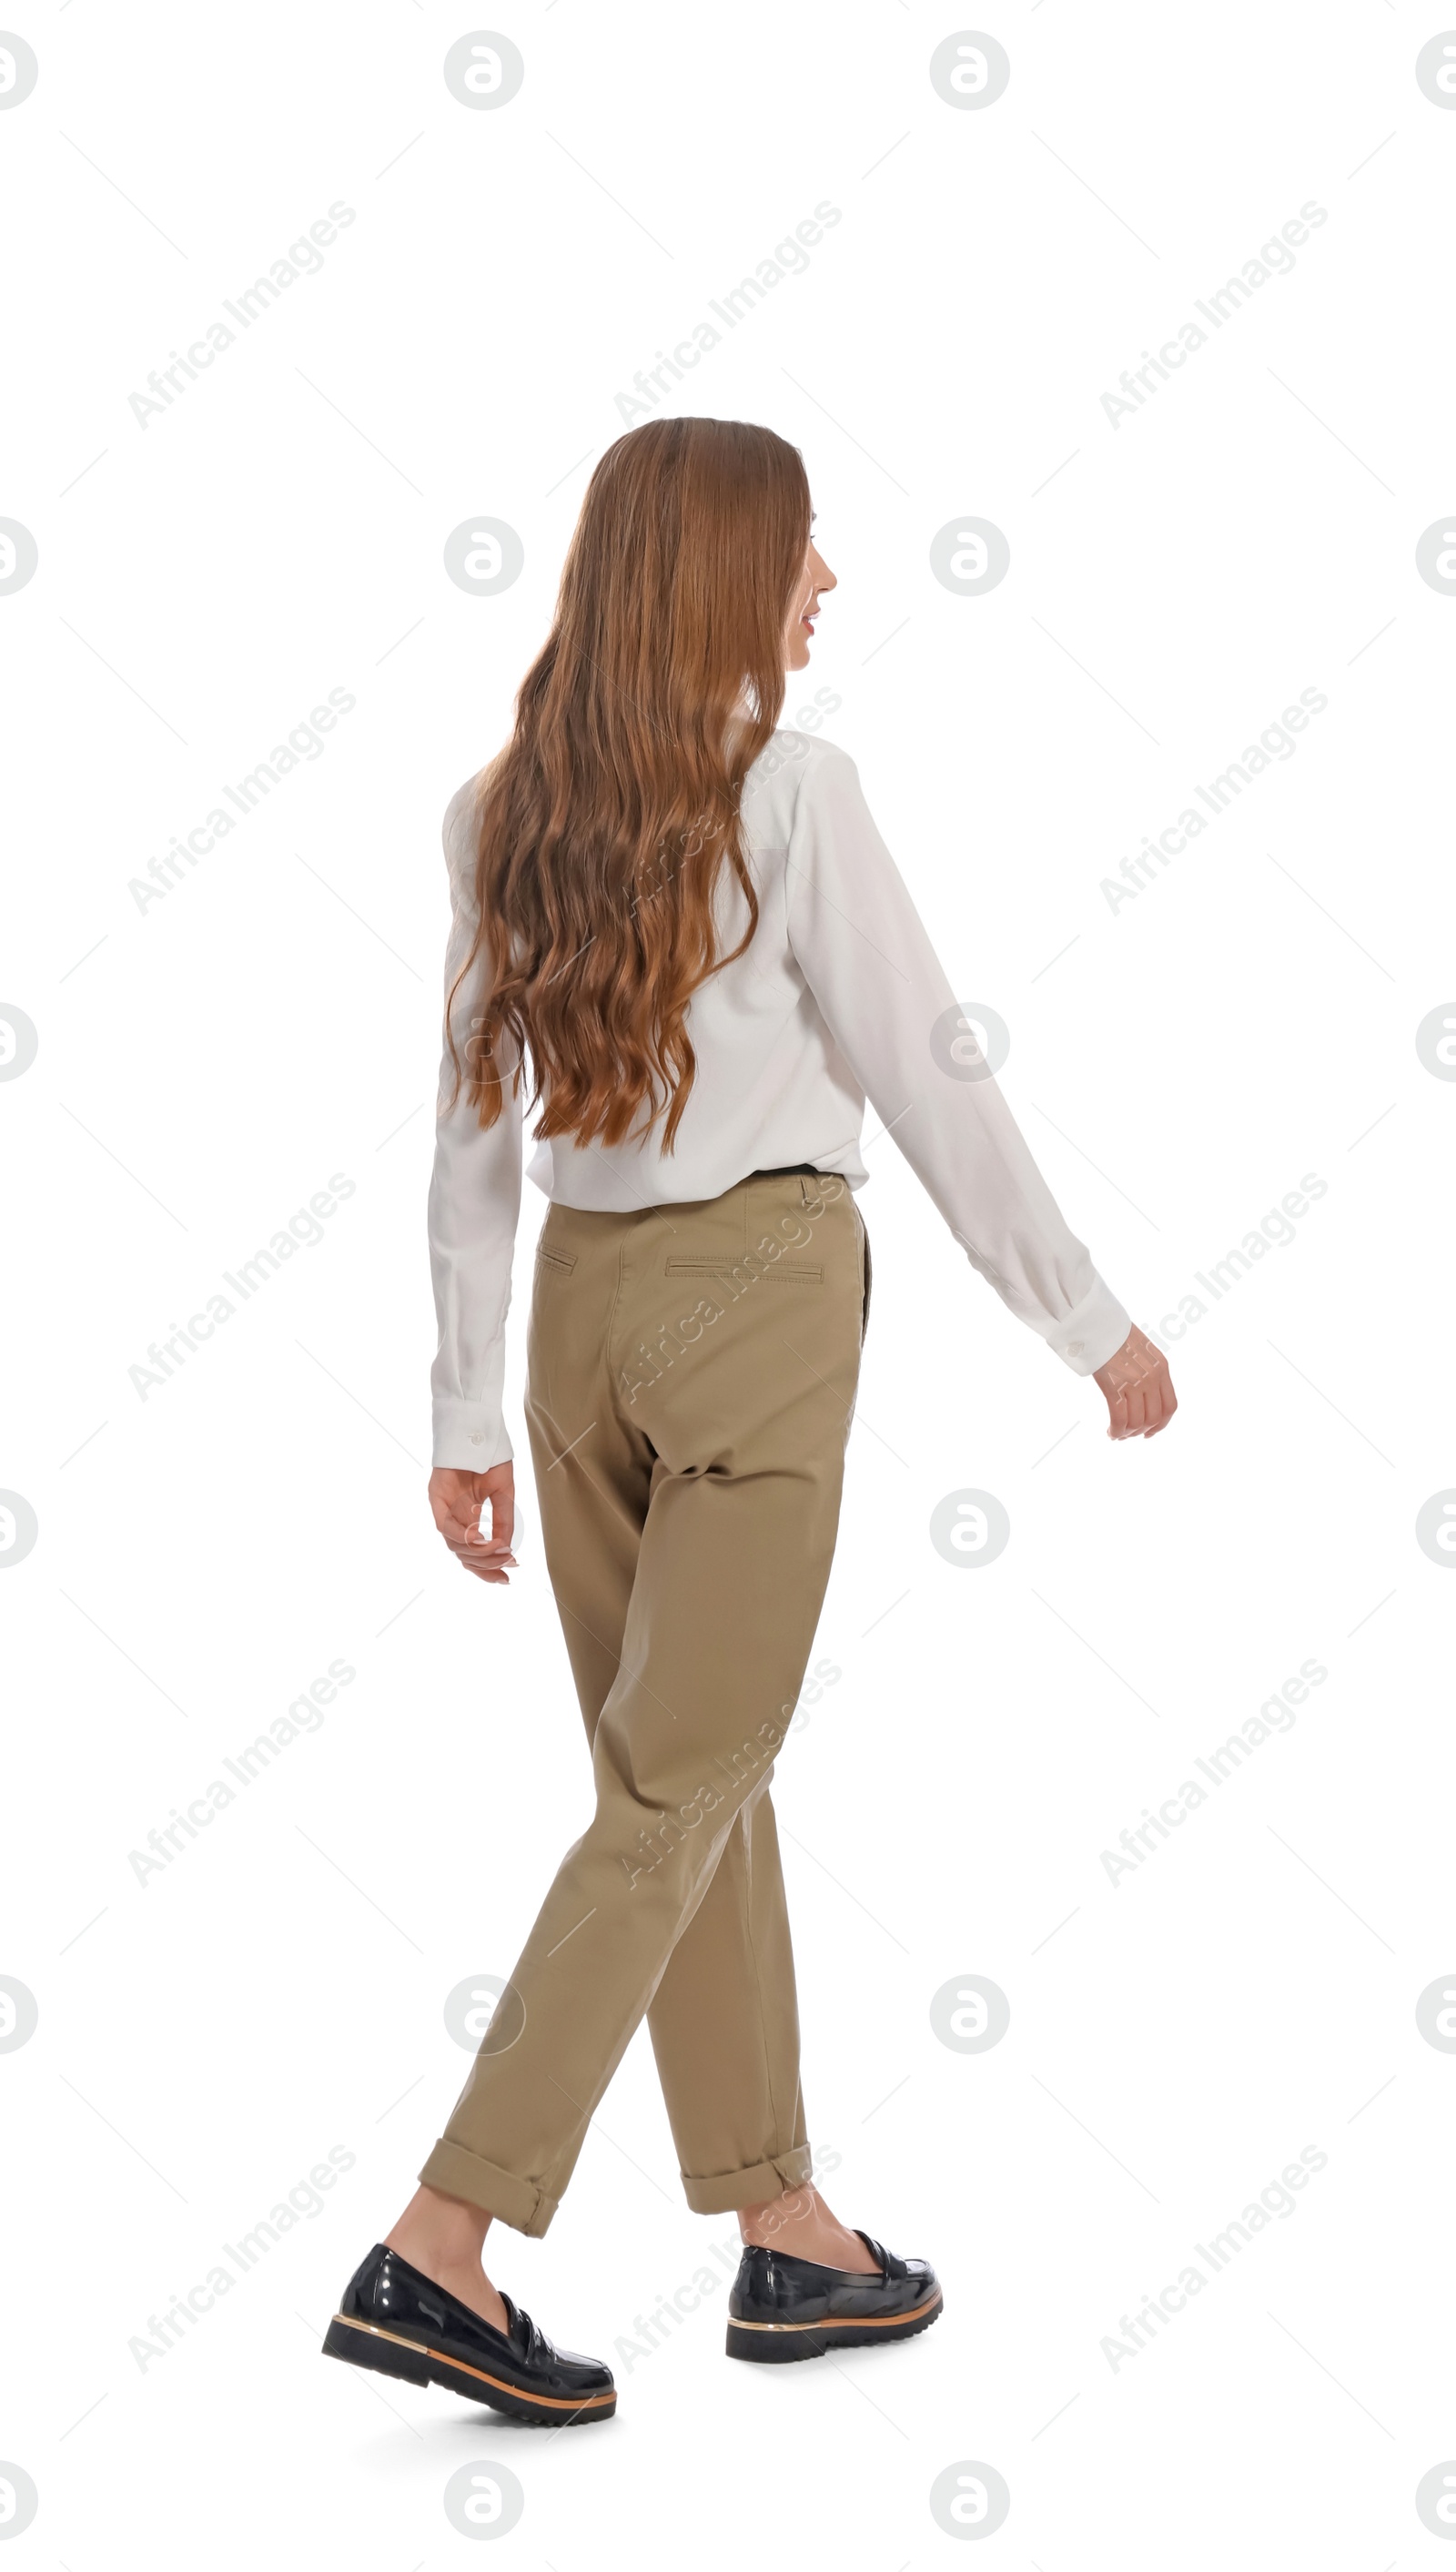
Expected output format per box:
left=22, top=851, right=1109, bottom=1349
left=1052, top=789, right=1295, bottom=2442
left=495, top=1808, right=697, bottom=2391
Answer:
left=387, top=2183, right=492, bottom=2272
left=738, top=2182, right=833, bottom=2246
left=736, top=2182, right=881, bottom=2274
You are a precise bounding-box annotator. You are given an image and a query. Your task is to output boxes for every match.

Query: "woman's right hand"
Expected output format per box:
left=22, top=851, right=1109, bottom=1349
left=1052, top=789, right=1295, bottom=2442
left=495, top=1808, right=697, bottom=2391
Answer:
left=429, top=1464, right=518, bottom=1584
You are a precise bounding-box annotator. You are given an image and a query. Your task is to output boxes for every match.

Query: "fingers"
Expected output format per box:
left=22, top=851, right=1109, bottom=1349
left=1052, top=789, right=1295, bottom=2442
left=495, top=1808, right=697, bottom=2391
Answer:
left=1097, top=1324, right=1178, bottom=1442
left=462, top=1485, right=516, bottom=1575
left=1103, top=1366, right=1166, bottom=1438
left=1119, top=1360, right=1176, bottom=1438
left=443, top=1529, right=517, bottom=1584
left=1144, top=1373, right=1178, bottom=1437
left=429, top=1465, right=519, bottom=1581
left=452, top=1550, right=512, bottom=1585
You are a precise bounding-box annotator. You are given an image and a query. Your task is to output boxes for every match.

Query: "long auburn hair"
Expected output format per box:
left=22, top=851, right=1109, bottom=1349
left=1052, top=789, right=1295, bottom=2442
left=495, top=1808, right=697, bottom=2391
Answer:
left=444, top=417, right=811, bottom=1149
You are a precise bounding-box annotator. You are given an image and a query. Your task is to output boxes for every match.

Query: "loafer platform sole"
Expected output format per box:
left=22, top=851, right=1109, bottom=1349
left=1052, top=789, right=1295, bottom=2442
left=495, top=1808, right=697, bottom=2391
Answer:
left=322, top=2309, right=616, bottom=2422
left=725, top=2285, right=943, bottom=2363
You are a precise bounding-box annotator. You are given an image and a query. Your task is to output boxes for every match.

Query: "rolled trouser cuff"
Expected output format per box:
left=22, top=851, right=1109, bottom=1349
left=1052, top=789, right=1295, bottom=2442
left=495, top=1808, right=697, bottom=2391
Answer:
left=419, top=2138, right=560, bottom=2238
left=681, top=2144, right=814, bottom=2215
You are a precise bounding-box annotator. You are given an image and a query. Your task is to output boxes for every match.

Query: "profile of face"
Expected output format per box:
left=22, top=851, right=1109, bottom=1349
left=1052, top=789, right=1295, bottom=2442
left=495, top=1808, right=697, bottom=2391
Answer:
left=783, top=526, right=836, bottom=672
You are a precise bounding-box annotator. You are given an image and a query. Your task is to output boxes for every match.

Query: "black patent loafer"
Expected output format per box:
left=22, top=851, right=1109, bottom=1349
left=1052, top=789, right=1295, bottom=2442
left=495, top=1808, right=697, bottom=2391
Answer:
left=323, top=2243, right=616, bottom=2425
left=726, top=2229, right=943, bottom=2364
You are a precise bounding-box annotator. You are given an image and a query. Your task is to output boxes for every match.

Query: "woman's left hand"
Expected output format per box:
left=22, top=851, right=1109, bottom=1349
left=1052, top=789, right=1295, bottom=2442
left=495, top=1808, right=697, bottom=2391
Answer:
left=1094, top=1324, right=1178, bottom=1440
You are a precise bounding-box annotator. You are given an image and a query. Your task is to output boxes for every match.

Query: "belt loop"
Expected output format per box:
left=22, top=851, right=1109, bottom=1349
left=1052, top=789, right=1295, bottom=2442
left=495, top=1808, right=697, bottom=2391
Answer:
left=799, top=1175, right=811, bottom=1208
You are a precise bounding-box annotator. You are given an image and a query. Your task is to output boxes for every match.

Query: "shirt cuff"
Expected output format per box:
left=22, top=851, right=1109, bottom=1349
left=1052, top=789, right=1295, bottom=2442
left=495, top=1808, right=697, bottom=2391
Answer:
left=431, top=1397, right=514, bottom=1471
left=1037, top=1278, right=1133, bottom=1375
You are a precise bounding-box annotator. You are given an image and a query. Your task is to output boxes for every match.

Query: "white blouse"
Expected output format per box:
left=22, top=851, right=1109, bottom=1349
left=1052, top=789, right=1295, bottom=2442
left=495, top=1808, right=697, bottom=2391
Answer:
left=429, top=728, right=1131, bottom=1468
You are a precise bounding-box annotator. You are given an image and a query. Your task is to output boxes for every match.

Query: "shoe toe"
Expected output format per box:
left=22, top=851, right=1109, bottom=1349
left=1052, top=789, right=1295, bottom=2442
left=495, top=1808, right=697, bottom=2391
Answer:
left=551, top=2345, right=614, bottom=2395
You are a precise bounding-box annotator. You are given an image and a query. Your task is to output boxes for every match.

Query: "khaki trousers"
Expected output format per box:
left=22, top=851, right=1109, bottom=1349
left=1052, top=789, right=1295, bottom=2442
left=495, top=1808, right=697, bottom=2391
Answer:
left=420, top=1168, right=868, bottom=2235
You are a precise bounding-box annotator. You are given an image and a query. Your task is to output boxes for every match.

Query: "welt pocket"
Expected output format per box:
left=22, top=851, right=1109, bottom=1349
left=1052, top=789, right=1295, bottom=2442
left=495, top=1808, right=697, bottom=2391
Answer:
left=535, top=1245, right=577, bottom=1276
left=662, top=1254, right=823, bottom=1284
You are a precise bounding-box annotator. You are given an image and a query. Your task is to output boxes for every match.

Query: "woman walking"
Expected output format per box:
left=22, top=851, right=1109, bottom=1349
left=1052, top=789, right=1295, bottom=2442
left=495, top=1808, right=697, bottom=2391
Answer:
left=324, top=417, right=1176, bottom=2426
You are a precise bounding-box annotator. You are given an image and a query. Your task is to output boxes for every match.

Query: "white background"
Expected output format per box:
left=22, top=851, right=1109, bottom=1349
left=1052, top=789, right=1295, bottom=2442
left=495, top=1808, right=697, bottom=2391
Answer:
left=5, top=1, right=1456, bottom=2562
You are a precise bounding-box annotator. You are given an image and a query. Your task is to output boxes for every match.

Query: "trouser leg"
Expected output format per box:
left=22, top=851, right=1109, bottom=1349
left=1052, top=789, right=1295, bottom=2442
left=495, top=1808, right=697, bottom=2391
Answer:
left=645, top=1775, right=811, bottom=2211
left=521, top=1339, right=815, bottom=2214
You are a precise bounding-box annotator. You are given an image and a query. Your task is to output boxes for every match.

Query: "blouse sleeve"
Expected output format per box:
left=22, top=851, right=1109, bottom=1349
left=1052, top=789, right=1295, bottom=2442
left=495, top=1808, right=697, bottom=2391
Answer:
left=784, top=740, right=1131, bottom=1374
left=427, top=775, right=525, bottom=1467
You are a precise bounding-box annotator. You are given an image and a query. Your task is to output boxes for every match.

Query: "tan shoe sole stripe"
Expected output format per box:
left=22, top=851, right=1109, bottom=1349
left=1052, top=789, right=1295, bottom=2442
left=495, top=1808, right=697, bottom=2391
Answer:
left=730, top=2288, right=942, bottom=2334
left=329, top=2312, right=615, bottom=2411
